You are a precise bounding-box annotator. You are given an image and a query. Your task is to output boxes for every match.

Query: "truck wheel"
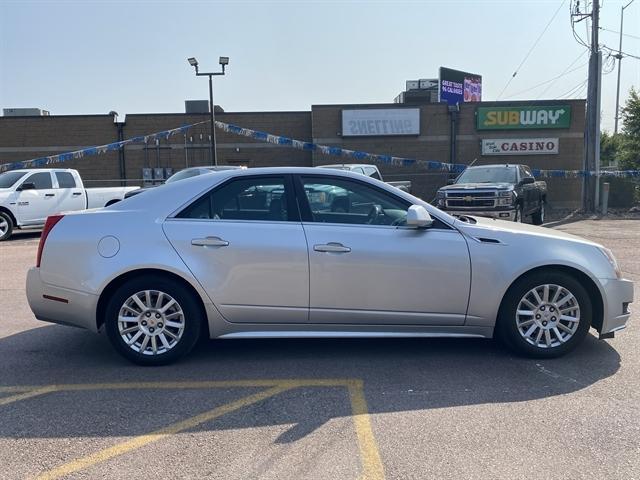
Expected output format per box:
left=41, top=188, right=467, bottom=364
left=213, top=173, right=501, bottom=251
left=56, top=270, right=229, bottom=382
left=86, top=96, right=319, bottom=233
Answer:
left=497, top=270, right=591, bottom=358
left=532, top=202, right=545, bottom=226
left=0, top=211, right=14, bottom=241
left=105, top=275, right=202, bottom=365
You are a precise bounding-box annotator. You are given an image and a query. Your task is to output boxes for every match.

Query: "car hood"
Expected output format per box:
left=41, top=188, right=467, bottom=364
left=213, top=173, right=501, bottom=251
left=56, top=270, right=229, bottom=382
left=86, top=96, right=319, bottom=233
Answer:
left=440, top=182, right=513, bottom=191
left=454, top=215, right=601, bottom=248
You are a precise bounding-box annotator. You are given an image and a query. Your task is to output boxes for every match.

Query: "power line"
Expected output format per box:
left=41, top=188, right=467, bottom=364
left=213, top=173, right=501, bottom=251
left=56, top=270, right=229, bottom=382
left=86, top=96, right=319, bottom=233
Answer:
left=601, top=44, right=640, bottom=60
left=558, top=79, right=589, bottom=98
left=496, top=0, right=567, bottom=100
left=600, top=26, right=640, bottom=41
left=537, top=50, right=589, bottom=98
left=503, top=60, right=588, bottom=99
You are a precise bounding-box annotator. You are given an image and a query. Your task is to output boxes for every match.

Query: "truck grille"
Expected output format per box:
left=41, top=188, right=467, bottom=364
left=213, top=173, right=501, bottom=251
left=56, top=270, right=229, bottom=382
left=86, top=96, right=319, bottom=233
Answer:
left=445, top=191, right=497, bottom=209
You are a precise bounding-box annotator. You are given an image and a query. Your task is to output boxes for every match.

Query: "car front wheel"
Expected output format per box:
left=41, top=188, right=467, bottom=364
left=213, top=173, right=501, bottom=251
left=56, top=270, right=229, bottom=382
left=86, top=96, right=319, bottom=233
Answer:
left=105, top=275, right=202, bottom=365
left=0, top=211, right=14, bottom=241
left=497, top=271, right=592, bottom=358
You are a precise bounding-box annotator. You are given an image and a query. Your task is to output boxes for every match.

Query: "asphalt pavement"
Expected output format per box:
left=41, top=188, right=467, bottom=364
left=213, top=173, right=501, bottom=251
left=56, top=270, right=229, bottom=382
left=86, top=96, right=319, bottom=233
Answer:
left=0, top=220, right=638, bottom=479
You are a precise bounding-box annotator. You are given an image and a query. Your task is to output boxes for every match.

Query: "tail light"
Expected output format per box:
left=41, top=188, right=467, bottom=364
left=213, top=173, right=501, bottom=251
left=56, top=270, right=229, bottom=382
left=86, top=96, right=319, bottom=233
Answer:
left=36, top=214, right=64, bottom=267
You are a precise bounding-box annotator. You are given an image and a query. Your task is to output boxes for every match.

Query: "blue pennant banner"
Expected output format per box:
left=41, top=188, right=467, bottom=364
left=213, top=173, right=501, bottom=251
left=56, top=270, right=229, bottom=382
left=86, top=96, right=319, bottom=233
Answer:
left=2, top=119, right=639, bottom=179
left=0, top=121, right=209, bottom=173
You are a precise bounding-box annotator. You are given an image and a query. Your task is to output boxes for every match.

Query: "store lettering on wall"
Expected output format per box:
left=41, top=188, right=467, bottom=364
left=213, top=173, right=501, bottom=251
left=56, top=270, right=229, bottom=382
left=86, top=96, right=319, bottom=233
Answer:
left=477, top=106, right=571, bottom=130
left=342, top=109, right=420, bottom=136
left=482, top=138, right=559, bottom=155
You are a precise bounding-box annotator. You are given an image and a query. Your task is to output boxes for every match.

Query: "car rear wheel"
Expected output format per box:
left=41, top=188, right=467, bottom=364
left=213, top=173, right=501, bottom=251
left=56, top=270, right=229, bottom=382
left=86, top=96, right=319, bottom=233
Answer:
left=0, top=211, right=14, bottom=241
left=105, top=275, right=202, bottom=365
left=497, top=271, right=592, bottom=358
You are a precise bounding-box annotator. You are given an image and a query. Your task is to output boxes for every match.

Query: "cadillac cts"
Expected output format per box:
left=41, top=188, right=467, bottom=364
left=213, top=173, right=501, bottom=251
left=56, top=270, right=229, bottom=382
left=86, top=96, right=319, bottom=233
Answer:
left=26, top=167, right=634, bottom=365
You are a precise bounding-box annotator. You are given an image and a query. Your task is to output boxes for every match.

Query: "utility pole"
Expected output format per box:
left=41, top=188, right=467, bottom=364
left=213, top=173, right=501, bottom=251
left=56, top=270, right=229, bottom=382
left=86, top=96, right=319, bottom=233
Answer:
left=614, top=0, right=635, bottom=136
left=582, top=0, right=601, bottom=212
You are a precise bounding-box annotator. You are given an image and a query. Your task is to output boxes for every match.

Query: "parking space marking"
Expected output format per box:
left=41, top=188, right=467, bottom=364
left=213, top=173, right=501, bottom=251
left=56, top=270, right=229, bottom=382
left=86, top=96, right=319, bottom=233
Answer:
left=0, top=386, right=58, bottom=407
left=0, top=379, right=385, bottom=479
left=34, top=385, right=291, bottom=480
left=348, top=380, right=385, bottom=480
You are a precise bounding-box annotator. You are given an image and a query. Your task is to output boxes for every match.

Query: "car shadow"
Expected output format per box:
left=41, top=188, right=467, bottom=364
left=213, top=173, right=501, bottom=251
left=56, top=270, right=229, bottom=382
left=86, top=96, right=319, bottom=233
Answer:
left=0, top=324, right=622, bottom=442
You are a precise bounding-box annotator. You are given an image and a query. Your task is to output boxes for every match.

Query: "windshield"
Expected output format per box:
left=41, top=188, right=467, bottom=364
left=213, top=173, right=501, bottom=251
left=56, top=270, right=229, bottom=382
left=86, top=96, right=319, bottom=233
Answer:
left=0, top=171, right=27, bottom=188
left=456, top=167, right=516, bottom=184
left=165, top=169, right=202, bottom=184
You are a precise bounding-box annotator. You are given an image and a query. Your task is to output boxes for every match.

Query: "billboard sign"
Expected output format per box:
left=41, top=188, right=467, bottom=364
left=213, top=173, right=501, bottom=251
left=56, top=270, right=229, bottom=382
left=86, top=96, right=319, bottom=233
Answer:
left=439, top=67, right=482, bottom=105
left=482, top=138, right=559, bottom=155
left=477, top=105, right=571, bottom=130
left=342, top=108, right=420, bottom=136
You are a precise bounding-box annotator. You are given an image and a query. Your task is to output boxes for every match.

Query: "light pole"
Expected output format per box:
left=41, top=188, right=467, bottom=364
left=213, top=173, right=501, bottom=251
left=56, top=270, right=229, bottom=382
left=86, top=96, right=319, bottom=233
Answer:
left=613, top=0, right=634, bottom=135
left=187, top=56, right=229, bottom=166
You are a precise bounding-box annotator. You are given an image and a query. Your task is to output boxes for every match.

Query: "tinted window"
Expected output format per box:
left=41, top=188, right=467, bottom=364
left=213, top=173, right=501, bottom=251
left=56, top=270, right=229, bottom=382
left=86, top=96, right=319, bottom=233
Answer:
left=55, top=172, right=76, bottom=188
left=0, top=171, right=27, bottom=188
left=23, top=172, right=52, bottom=190
left=456, top=167, right=517, bottom=184
left=522, top=166, right=533, bottom=178
left=178, top=176, right=289, bottom=222
left=301, top=176, right=409, bottom=226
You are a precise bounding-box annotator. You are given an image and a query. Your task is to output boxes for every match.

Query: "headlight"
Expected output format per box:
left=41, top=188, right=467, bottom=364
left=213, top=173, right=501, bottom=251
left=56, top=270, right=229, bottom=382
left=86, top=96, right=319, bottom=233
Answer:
left=599, top=247, right=623, bottom=279
left=436, top=191, right=445, bottom=199
left=497, top=190, right=512, bottom=197
left=497, top=190, right=515, bottom=206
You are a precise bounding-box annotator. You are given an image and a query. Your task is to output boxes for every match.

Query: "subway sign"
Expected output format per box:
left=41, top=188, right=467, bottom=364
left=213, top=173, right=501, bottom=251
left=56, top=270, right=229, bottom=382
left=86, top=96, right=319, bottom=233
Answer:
left=477, top=106, right=571, bottom=130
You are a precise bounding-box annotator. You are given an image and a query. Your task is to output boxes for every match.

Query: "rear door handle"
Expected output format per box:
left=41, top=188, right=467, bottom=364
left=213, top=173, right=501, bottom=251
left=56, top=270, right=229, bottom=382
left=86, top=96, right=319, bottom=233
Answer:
left=191, top=236, right=229, bottom=247
left=72, top=192, right=82, bottom=196
left=314, top=242, right=351, bottom=253
left=45, top=193, right=55, bottom=197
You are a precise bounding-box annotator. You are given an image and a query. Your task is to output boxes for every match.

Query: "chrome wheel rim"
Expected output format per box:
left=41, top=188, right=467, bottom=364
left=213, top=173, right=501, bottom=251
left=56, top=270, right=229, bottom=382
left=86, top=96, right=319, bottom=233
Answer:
left=539, top=203, right=545, bottom=223
left=0, top=217, right=8, bottom=236
left=515, top=208, right=522, bottom=223
left=516, top=284, right=580, bottom=348
left=118, top=290, right=185, bottom=356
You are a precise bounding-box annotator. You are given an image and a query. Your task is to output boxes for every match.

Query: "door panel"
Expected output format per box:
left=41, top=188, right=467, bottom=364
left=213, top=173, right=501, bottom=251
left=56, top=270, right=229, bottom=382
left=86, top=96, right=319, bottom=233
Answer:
left=16, top=172, right=58, bottom=224
left=54, top=171, right=85, bottom=212
left=304, top=224, right=471, bottom=325
left=164, top=221, right=309, bottom=323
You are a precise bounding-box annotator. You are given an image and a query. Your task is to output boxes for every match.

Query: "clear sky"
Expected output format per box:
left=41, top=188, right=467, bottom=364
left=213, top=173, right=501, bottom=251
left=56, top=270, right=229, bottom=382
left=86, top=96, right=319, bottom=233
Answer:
left=1, top=0, right=638, bottom=131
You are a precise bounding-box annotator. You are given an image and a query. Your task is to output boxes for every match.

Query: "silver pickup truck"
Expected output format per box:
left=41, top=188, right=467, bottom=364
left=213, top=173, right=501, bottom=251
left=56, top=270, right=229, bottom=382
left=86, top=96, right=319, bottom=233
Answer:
left=317, top=164, right=412, bottom=193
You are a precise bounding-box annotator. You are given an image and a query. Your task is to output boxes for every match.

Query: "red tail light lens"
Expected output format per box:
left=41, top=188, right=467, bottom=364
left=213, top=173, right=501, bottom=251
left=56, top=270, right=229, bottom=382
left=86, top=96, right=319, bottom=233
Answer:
left=36, top=214, right=64, bottom=267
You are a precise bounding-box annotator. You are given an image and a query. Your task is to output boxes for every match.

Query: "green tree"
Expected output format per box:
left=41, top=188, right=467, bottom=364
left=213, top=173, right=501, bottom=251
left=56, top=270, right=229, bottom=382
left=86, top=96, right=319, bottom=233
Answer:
left=600, top=130, right=620, bottom=167
left=619, top=87, right=640, bottom=171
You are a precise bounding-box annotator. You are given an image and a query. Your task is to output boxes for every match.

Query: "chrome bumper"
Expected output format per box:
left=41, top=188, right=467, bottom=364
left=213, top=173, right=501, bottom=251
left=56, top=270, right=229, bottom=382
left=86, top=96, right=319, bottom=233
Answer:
left=26, top=267, right=99, bottom=332
left=445, top=209, right=516, bottom=221
left=599, top=277, right=634, bottom=335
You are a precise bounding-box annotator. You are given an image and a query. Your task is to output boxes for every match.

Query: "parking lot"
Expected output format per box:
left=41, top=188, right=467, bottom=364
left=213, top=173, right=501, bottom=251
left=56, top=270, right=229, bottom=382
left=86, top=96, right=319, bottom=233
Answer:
left=0, top=219, right=638, bottom=480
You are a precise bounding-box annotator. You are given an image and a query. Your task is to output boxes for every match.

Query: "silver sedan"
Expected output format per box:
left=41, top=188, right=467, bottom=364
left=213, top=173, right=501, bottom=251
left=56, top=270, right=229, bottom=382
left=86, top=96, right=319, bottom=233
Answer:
left=26, top=167, right=634, bottom=365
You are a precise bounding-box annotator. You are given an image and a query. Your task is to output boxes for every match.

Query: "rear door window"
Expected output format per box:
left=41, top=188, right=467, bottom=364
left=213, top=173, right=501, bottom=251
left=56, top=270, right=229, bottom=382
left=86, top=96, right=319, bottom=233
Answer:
left=178, top=176, right=292, bottom=222
left=55, top=172, right=77, bottom=188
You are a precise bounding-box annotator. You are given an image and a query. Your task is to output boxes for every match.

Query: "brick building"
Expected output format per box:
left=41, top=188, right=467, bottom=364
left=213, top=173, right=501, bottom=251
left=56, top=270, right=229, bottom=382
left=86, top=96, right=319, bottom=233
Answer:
left=0, top=99, right=585, bottom=207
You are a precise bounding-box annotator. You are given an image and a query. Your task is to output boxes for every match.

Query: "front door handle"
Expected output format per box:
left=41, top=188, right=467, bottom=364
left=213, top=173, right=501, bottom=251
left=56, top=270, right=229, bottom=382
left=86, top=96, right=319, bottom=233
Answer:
left=45, top=193, right=55, bottom=197
left=314, top=242, right=351, bottom=253
left=191, top=236, right=229, bottom=247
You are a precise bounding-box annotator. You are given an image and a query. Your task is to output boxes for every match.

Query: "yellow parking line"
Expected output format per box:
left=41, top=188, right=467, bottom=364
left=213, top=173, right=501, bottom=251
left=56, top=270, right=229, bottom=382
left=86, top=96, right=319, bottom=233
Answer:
left=0, top=386, right=58, bottom=407
left=1, top=378, right=355, bottom=394
left=347, top=380, right=385, bottom=480
left=34, top=385, right=291, bottom=480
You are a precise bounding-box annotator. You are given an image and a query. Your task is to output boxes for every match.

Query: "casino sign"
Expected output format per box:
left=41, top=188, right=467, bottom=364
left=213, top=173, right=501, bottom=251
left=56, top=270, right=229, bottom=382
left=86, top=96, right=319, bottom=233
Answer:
left=482, top=138, right=559, bottom=156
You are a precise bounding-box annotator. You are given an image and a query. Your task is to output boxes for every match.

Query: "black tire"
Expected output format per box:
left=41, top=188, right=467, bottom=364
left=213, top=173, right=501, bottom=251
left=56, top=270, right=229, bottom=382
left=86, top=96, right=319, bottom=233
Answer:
left=497, top=270, right=592, bottom=358
left=105, top=275, right=202, bottom=365
left=0, top=211, right=14, bottom=241
left=532, top=201, right=545, bottom=226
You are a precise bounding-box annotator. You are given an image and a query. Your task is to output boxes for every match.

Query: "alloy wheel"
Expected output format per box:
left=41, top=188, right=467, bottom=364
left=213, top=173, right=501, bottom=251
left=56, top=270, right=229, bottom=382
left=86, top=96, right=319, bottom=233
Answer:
left=0, top=217, right=8, bottom=236
left=117, top=290, right=185, bottom=355
left=515, top=284, right=580, bottom=348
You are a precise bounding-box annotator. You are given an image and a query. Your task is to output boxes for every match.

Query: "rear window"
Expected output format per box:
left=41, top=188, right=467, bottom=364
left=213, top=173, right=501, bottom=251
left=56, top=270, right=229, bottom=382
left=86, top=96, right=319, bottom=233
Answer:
left=55, top=172, right=76, bottom=188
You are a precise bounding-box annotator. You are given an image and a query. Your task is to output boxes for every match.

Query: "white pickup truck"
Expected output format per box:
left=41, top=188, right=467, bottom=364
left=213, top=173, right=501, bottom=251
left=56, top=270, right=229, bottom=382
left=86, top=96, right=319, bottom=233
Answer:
left=0, top=168, right=138, bottom=241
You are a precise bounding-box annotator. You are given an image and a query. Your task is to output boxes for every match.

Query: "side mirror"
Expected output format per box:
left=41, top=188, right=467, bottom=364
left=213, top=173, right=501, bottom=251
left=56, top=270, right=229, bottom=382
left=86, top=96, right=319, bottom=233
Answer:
left=446, top=179, right=456, bottom=185
left=406, top=205, right=433, bottom=228
left=520, top=177, right=535, bottom=185
left=18, top=182, right=36, bottom=191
